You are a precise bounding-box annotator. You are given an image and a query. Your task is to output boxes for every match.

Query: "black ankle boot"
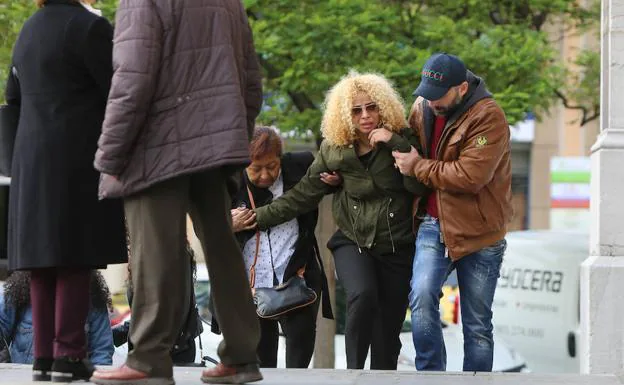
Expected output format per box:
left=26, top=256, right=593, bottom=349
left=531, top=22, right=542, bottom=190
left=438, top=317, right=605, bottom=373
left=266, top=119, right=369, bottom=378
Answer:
left=51, top=357, right=94, bottom=383
left=33, top=357, right=54, bottom=381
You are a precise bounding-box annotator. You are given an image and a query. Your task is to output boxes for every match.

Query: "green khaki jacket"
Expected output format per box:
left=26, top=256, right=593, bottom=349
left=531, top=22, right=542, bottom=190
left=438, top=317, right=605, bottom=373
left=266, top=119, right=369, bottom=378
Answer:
left=255, top=131, right=427, bottom=253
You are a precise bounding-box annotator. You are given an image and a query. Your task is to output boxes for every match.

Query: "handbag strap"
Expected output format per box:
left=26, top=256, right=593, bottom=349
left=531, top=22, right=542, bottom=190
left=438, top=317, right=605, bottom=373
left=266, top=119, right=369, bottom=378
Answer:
left=246, top=185, right=261, bottom=289
left=245, top=185, right=306, bottom=289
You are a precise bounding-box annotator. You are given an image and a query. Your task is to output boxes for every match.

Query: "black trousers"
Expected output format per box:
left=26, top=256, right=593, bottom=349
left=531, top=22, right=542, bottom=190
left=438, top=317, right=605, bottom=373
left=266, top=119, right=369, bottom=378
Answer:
left=256, top=261, right=322, bottom=369
left=332, top=241, right=414, bottom=370
left=256, top=295, right=319, bottom=368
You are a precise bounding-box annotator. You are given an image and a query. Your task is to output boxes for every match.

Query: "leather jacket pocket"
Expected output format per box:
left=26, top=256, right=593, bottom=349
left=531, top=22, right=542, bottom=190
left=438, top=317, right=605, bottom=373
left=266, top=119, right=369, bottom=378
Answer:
left=475, top=187, right=504, bottom=231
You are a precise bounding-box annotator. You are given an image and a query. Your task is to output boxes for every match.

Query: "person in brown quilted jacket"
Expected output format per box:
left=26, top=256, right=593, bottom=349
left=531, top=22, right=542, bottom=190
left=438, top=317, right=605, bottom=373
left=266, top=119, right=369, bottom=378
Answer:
left=91, top=1, right=263, bottom=384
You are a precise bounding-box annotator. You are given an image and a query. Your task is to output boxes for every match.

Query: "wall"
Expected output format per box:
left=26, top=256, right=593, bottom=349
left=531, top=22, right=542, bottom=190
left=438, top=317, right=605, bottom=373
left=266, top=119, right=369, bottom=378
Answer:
left=529, top=19, right=599, bottom=230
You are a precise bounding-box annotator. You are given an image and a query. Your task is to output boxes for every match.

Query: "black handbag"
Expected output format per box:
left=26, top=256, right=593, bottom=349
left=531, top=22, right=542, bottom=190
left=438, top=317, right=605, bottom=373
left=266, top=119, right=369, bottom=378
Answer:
left=246, top=185, right=317, bottom=320
left=0, top=103, right=19, bottom=177
left=254, top=273, right=318, bottom=320
left=0, top=66, right=20, bottom=177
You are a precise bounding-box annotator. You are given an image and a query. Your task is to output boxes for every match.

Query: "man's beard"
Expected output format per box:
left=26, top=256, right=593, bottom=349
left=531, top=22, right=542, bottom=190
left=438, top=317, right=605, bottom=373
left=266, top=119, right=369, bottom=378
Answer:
left=432, top=93, right=463, bottom=117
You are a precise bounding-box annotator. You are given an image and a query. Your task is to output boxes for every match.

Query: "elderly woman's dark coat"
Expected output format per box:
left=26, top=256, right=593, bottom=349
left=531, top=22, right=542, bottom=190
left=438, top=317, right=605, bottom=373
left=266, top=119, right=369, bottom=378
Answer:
left=5, top=0, right=127, bottom=270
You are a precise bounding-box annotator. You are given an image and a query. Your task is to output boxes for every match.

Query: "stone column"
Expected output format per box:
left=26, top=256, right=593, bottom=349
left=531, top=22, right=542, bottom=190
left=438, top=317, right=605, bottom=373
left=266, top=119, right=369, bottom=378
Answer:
left=313, top=196, right=336, bottom=368
left=580, top=0, right=624, bottom=374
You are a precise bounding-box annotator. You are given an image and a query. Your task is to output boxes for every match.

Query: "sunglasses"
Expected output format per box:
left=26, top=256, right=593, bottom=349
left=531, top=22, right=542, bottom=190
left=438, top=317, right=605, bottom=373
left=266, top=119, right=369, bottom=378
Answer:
left=351, top=102, right=378, bottom=116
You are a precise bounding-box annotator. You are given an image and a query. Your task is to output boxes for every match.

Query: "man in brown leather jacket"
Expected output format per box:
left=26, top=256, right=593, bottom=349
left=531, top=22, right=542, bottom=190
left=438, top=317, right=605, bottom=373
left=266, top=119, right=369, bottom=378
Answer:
left=393, top=53, right=513, bottom=372
left=91, top=1, right=263, bottom=384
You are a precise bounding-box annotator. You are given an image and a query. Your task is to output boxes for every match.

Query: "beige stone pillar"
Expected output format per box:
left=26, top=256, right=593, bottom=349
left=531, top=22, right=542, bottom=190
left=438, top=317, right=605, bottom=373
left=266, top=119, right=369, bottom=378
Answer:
left=580, top=0, right=624, bottom=374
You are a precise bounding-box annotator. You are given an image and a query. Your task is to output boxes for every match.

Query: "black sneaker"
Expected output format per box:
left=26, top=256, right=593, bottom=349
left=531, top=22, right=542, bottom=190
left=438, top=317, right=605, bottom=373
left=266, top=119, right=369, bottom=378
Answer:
left=33, top=357, right=54, bottom=381
left=51, top=357, right=94, bottom=383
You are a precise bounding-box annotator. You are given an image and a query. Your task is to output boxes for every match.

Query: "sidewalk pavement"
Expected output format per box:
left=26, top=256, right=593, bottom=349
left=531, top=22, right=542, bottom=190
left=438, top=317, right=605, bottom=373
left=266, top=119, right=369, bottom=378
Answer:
left=1, top=364, right=623, bottom=385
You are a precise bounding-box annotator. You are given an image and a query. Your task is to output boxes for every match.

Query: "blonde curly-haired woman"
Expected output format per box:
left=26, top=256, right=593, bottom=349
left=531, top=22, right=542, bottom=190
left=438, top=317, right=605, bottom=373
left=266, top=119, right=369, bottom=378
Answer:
left=250, top=71, right=427, bottom=369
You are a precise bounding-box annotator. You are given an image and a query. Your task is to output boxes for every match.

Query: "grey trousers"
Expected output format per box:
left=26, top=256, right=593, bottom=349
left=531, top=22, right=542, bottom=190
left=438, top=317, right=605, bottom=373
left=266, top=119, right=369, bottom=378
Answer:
left=124, top=169, right=260, bottom=377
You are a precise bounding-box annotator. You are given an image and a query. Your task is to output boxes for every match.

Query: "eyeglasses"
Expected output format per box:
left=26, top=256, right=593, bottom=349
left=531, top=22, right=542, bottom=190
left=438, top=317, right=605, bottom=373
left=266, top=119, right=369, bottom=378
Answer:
left=351, top=102, right=378, bottom=116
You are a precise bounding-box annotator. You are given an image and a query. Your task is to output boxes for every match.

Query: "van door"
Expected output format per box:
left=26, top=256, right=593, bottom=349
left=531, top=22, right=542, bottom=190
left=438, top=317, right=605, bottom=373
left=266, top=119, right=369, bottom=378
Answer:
left=491, top=231, right=587, bottom=373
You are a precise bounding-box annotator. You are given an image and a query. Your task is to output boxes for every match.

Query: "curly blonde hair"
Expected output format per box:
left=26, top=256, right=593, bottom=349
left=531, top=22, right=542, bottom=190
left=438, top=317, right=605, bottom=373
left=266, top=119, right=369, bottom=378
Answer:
left=321, top=71, right=408, bottom=147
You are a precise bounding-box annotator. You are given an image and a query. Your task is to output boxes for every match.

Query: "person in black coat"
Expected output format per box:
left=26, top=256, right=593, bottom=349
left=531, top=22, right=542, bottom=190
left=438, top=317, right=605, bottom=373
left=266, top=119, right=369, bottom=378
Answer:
left=4, top=0, right=127, bottom=382
left=228, top=126, right=334, bottom=368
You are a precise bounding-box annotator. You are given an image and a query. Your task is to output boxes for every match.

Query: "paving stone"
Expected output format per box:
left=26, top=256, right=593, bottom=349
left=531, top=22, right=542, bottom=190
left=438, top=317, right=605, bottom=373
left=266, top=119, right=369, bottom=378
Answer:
left=1, top=364, right=623, bottom=385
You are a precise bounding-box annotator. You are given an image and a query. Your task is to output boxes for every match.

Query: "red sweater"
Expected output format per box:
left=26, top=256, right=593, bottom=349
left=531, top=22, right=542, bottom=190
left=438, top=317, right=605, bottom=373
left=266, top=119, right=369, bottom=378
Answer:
left=426, top=116, right=447, bottom=218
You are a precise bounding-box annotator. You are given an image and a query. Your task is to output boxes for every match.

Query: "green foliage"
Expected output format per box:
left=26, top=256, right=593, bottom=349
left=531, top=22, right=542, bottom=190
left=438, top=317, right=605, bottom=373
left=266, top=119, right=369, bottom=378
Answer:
left=559, top=48, right=600, bottom=126
left=0, top=0, right=599, bottom=134
left=97, top=0, right=119, bottom=21
left=0, top=0, right=118, bottom=98
left=247, top=0, right=600, bottom=137
left=0, top=0, right=35, bottom=91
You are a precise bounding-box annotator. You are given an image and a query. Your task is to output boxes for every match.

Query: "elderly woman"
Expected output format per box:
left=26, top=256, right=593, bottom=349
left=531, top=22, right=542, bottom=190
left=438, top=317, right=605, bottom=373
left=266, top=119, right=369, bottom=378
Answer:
left=228, top=126, right=334, bottom=369
left=5, top=0, right=127, bottom=382
left=246, top=72, right=426, bottom=369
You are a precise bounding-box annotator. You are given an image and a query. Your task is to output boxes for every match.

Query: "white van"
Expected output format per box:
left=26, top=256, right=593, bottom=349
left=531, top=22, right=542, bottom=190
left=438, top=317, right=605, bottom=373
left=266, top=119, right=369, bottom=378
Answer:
left=491, top=230, right=588, bottom=373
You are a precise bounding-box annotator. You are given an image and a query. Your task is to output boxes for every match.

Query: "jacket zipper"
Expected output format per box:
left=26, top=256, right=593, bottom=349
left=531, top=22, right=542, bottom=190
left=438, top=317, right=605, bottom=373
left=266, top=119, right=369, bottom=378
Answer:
left=435, top=110, right=471, bottom=159
left=434, top=120, right=457, bottom=253
left=434, top=124, right=457, bottom=256
left=350, top=198, right=363, bottom=253
left=352, top=150, right=372, bottom=254
left=436, top=123, right=458, bottom=160
left=437, top=191, right=449, bottom=257
left=386, top=197, right=395, bottom=253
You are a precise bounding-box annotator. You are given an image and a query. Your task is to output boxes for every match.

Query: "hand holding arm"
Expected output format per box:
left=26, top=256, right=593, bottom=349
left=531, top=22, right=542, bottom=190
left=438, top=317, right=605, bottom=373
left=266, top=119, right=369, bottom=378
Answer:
left=255, top=143, right=335, bottom=229
left=231, top=208, right=257, bottom=232
left=320, top=171, right=342, bottom=187
left=392, top=146, right=421, bottom=177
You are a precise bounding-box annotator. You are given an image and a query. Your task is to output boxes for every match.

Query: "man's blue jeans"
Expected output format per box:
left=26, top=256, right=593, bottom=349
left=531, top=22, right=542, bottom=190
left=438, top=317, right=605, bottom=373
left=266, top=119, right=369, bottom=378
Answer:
left=409, top=215, right=505, bottom=371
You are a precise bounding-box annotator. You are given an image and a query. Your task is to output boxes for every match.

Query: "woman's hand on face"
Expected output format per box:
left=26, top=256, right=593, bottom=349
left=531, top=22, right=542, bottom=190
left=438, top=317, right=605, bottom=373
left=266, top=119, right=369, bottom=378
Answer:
left=231, top=207, right=257, bottom=232
left=368, top=128, right=393, bottom=147
left=320, top=171, right=342, bottom=187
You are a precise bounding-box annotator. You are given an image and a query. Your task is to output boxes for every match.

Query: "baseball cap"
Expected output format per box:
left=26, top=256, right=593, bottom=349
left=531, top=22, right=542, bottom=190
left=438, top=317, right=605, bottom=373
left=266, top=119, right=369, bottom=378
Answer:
left=413, top=53, right=467, bottom=101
